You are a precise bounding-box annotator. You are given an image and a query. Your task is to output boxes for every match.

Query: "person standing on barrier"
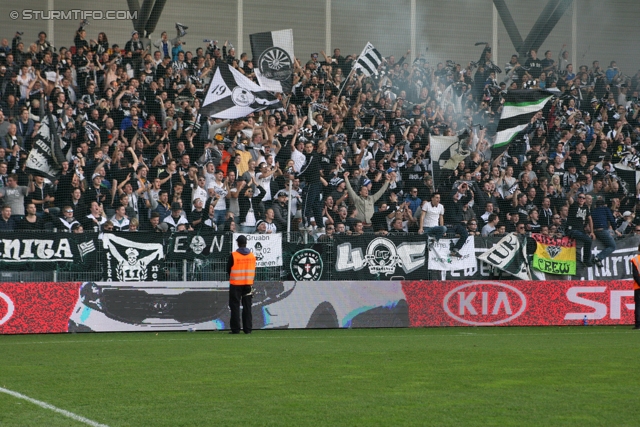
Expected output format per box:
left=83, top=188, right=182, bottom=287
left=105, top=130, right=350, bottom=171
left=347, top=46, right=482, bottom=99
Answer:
left=590, top=198, right=619, bottom=268
left=566, top=193, right=594, bottom=267
left=629, top=244, right=640, bottom=329
left=227, top=234, right=256, bottom=334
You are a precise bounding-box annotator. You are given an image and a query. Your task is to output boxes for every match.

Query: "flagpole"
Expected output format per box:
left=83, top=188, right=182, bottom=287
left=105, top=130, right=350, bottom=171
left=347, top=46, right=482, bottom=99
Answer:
left=336, top=66, right=356, bottom=99
left=286, top=177, right=292, bottom=242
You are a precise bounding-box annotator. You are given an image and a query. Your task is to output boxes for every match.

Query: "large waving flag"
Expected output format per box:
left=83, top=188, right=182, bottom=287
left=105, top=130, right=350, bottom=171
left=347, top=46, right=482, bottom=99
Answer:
left=354, top=42, right=383, bottom=76
left=492, top=90, right=554, bottom=157
left=200, top=63, right=282, bottom=119
left=25, top=113, right=67, bottom=181
left=250, top=29, right=295, bottom=93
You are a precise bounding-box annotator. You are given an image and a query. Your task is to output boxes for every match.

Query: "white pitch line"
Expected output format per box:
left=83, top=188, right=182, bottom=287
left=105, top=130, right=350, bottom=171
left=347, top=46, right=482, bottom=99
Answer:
left=0, top=387, right=110, bottom=427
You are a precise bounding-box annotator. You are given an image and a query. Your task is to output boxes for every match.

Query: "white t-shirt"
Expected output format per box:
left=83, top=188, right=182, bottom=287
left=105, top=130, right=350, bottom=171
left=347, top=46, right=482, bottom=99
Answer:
left=208, top=181, right=228, bottom=210
left=421, top=202, right=444, bottom=227
left=256, top=172, right=273, bottom=202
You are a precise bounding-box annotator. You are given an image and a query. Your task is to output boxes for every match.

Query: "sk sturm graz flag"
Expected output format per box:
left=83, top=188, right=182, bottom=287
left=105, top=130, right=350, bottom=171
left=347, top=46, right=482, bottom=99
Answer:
left=200, top=63, right=283, bottom=119
left=477, top=233, right=531, bottom=280
left=492, top=90, right=554, bottom=157
left=354, top=42, right=383, bottom=76
left=250, top=29, right=295, bottom=93
left=532, top=233, right=577, bottom=275
left=25, top=113, right=67, bottom=181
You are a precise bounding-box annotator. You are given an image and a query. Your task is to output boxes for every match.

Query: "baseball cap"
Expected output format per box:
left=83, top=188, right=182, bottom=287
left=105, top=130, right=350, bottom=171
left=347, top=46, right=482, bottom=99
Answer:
left=623, top=211, right=633, bottom=217
left=92, top=173, right=101, bottom=180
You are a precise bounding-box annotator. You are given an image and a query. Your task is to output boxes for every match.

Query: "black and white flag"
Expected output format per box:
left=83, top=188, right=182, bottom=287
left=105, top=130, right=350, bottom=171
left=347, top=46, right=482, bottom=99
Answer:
left=354, top=42, right=383, bottom=76
left=25, top=113, right=67, bottom=181
left=101, top=233, right=165, bottom=282
left=250, top=29, right=295, bottom=93
left=200, top=63, right=283, bottom=119
left=477, top=233, right=531, bottom=280
left=492, top=90, right=554, bottom=158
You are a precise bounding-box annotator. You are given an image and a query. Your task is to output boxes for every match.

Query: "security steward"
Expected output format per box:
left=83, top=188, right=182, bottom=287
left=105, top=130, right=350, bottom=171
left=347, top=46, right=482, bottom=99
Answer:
left=227, top=235, right=256, bottom=334
left=629, top=243, right=640, bottom=329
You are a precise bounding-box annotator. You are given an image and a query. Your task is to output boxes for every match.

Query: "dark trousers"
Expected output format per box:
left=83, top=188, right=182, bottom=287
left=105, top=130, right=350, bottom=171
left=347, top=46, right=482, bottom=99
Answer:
left=302, top=182, right=323, bottom=227
left=566, top=229, right=592, bottom=263
left=635, top=289, right=640, bottom=328
left=447, top=224, right=469, bottom=251
left=229, top=285, right=253, bottom=333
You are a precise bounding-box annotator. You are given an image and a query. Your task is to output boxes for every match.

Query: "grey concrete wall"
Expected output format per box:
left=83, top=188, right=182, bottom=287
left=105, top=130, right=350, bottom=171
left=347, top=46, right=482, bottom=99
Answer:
left=0, top=1, right=637, bottom=76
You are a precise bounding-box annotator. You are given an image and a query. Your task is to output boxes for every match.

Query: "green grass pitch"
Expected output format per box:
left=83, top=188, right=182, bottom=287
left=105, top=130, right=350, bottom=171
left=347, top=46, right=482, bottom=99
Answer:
left=1, top=327, right=639, bottom=426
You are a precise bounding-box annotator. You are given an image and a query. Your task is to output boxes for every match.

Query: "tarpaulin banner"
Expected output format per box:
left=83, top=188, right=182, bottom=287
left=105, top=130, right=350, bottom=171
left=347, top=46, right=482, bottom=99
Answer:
left=333, top=234, right=428, bottom=280
left=167, top=230, right=231, bottom=261
left=532, top=233, right=576, bottom=275
left=101, top=233, right=165, bottom=281
left=233, top=233, right=283, bottom=267
left=0, top=232, right=97, bottom=269
left=427, top=236, right=476, bottom=271
left=402, top=280, right=635, bottom=327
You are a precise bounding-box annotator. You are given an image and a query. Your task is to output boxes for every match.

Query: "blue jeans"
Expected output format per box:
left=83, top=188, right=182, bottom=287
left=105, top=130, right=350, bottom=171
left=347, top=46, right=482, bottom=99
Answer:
left=594, top=229, right=616, bottom=261
left=566, top=229, right=592, bottom=263
left=423, top=226, right=446, bottom=240
left=214, top=209, right=227, bottom=225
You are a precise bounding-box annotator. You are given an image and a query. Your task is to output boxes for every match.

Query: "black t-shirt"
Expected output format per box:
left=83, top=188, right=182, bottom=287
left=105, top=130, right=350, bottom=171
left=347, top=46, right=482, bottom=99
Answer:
left=525, top=58, right=543, bottom=78
left=567, top=203, right=590, bottom=230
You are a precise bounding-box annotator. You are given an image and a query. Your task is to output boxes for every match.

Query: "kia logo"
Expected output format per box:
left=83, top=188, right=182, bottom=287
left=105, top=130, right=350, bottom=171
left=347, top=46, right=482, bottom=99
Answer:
left=443, top=282, right=527, bottom=326
left=0, top=291, right=15, bottom=326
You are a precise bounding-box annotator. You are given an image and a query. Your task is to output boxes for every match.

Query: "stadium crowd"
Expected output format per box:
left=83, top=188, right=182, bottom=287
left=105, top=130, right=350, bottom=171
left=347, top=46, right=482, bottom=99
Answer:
left=0, top=22, right=639, bottom=261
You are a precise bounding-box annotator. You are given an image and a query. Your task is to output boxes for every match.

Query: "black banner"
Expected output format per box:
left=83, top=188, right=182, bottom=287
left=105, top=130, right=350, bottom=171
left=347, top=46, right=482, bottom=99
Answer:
left=101, top=233, right=165, bottom=282
left=333, top=234, right=428, bottom=280
left=0, top=232, right=97, bottom=270
left=167, top=230, right=231, bottom=261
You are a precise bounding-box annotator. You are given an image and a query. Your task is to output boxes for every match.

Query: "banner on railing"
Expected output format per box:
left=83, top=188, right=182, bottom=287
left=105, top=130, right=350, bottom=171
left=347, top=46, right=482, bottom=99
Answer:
left=333, top=234, right=428, bottom=280
left=233, top=233, right=283, bottom=267
left=532, top=233, right=576, bottom=275
left=168, top=230, right=231, bottom=261
left=0, top=232, right=97, bottom=269
left=101, top=233, right=165, bottom=282
left=427, top=236, right=475, bottom=271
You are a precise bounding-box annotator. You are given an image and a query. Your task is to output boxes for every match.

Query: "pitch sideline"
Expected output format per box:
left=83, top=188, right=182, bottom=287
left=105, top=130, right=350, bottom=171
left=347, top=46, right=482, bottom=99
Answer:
left=0, top=386, right=110, bottom=427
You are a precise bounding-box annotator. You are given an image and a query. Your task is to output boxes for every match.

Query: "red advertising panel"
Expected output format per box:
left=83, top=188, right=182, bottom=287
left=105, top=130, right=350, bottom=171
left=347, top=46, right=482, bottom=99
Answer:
left=402, top=280, right=636, bottom=327
left=0, top=282, right=79, bottom=334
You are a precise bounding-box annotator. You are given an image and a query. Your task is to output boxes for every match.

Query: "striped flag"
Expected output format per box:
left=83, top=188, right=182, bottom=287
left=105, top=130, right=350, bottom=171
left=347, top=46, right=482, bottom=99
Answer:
left=200, top=63, right=282, bottom=119
left=354, top=42, right=383, bottom=76
left=492, top=90, right=554, bottom=157
left=250, top=29, right=295, bottom=93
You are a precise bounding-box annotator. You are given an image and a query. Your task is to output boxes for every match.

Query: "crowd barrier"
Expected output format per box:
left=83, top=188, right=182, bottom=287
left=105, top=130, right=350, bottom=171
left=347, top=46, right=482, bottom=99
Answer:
left=0, top=280, right=634, bottom=334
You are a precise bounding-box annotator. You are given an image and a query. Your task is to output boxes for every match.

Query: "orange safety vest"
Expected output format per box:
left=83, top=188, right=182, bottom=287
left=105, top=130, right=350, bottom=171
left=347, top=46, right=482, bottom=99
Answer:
left=630, top=255, right=640, bottom=290
left=229, top=251, right=257, bottom=285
